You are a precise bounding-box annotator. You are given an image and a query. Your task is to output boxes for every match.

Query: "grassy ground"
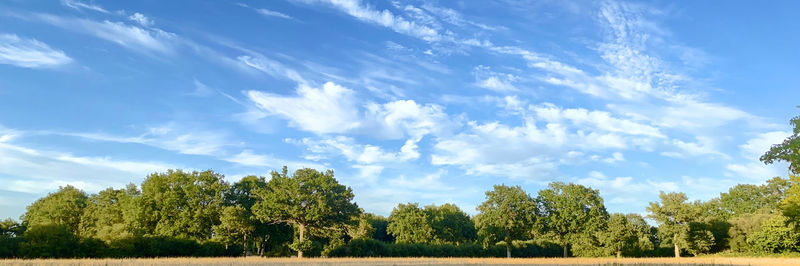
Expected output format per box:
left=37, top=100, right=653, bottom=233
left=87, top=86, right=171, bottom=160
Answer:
left=2, top=257, right=800, bottom=266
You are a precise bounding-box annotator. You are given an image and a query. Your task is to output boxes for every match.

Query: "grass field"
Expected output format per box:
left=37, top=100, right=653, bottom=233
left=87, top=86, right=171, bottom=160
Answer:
left=2, top=257, right=800, bottom=266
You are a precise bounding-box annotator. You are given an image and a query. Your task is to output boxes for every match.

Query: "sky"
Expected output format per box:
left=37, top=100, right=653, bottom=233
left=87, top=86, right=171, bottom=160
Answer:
left=1, top=0, right=799, bottom=220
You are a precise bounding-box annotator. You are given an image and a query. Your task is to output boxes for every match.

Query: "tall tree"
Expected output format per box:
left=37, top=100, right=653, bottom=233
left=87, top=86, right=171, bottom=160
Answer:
left=761, top=113, right=800, bottom=174
left=23, top=185, right=87, bottom=235
left=647, top=191, right=708, bottom=257
left=717, top=177, right=790, bottom=219
left=138, top=169, right=229, bottom=240
left=214, top=205, right=255, bottom=254
left=474, top=185, right=537, bottom=258
left=425, top=203, right=477, bottom=245
left=537, top=182, right=608, bottom=258
left=252, top=167, right=360, bottom=258
left=387, top=203, right=433, bottom=244
left=78, top=184, right=140, bottom=242
left=603, top=213, right=654, bottom=257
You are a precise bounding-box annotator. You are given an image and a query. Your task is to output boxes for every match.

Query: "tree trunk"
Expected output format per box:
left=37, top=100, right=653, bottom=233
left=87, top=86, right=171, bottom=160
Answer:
left=505, top=229, right=511, bottom=258
left=563, top=243, right=568, bottom=258
left=298, top=223, right=305, bottom=259
left=616, top=250, right=621, bottom=258
left=506, top=245, right=511, bottom=258
left=243, top=233, right=248, bottom=257
left=673, top=233, right=680, bottom=258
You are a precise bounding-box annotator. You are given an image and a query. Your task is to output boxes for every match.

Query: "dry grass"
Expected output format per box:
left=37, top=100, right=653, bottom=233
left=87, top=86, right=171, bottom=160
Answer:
left=2, top=257, right=800, bottom=266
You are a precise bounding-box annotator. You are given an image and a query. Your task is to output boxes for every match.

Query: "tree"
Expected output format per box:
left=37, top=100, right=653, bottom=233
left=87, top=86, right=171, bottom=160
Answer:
left=346, top=213, right=376, bottom=240
left=647, top=192, right=710, bottom=257
left=78, top=185, right=140, bottom=242
left=603, top=213, right=654, bottom=257
left=425, top=203, right=477, bottom=245
left=474, top=185, right=537, bottom=258
left=214, top=205, right=255, bottom=255
left=364, top=213, right=393, bottom=242
left=23, top=185, right=87, bottom=235
left=19, top=224, right=79, bottom=258
left=226, top=175, right=292, bottom=256
left=728, top=211, right=772, bottom=252
left=749, top=214, right=800, bottom=253
left=138, top=169, right=229, bottom=240
left=537, top=182, right=608, bottom=258
left=387, top=203, right=434, bottom=244
left=0, top=219, right=24, bottom=258
left=761, top=114, right=800, bottom=174
left=252, top=167, right=360, bottom=258
left=718, top=177, right=790, bottom=219
left=780, top=175, right=800, bottom=221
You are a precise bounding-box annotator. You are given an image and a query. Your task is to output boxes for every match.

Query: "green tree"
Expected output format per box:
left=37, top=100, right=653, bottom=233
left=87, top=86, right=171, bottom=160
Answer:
left=749, top=214, right=800, bottom=253
left=474, top=185, right=537, bottom=258
left=603, top=213, right=654, bottom=257
left=780, top=175, right=800, bottom=221
left=78, top=185, right=140, bottom=242
left=19, top=224, right=79, bottom=258
left=346, top=213, right=376, bottom=240
left=387, top=203, right=433, bottom=244
left=761, top=114, right=800, bottom=174
left=138, top=169, right=229, bottom=240
left=647, top=192, right=708, bottom=257
left=728, top=211, right=773, bottom=252
left=23, top=185, right=88, bottom=235
left=0, top=219, right=24, bottom=258
left=718, top=177, right=790, bottom=219
left=683, top=222, right=715, bottom=256
left=226, top=175, right=292, bottom=256
left=424, top=203, right=477, bottom=245
left=252, top=167, right=360, bottom=258
left=537, top=182, right=608, bottom=258
left=214, top=205, right=255, bottom=255
left=364, top=213, right=393, bottom=242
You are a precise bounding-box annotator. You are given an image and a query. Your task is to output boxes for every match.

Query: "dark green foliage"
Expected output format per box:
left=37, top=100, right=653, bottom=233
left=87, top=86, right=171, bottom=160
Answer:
left=474, top=185, right=538, bottom=258
left=748, top=214, right=800, bottom=253
left=138, top=169, right=229, bottom=241
left=23, top=185, right=88, bottom=234
left=19, top=224, right=79, bottom=258
left=761, top=115, right=800, bottom=175
left=537, top=182, right=609, bottom=257
left=79, top=185, right=140, bottom=242
left=387, top=203, right=433, bottom=244
left=327, top=238, right=562, bottom=257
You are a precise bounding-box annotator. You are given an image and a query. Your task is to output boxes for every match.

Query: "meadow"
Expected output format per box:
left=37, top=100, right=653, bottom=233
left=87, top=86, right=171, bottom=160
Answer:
left=3, top=257, right=800, bottom=266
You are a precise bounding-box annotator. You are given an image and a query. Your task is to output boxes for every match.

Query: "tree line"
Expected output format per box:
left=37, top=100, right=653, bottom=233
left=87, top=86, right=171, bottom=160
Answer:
left=1, top=114, right=800, bottom=259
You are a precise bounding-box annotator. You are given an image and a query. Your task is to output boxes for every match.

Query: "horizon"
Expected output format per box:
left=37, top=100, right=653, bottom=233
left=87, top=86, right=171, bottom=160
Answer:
left=1, top=0, right=799, bottom=220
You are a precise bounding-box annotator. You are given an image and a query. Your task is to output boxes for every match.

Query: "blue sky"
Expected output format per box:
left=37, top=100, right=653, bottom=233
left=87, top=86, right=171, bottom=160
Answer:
left=1, top=0, right=798, bottom=220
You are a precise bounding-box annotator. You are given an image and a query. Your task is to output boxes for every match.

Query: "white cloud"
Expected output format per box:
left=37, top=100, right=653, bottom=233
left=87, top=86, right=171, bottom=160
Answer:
left=387, top=170, right=452, bottom=191
left=725, top=131, right=791, bottom=180
left=61, top=0, right=108, bottom=13
left=247, top=82, right=361, bottom=134
left=63, top=124, right=232, bottom=156
left=256, top=8, right=293, bottom=19
left=224, top=150, right=325, bottom=170
left=237, top=55, right=306, bottom=84
left=738, top=131, right=789, bottom=159
left=0, top=34, right=72, bottom=68
left=315, top=0, right=441, bottom=42
left=33, top=14, right=177, bottom=54
left=128, top=12, right=154, bottom=27
left=0, top=142, right=174, bottom=194
left=473, top=66, right=519, bottom=92
left=661, top=136, right=729, bottom=159
left=297, top=136, right=420, bottom=164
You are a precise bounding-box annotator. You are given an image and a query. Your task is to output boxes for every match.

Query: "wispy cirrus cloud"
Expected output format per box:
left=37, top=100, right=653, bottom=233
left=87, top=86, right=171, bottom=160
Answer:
left=0, top=34, right=72, bottom=68
left=61, top=0, right=109, bottom=13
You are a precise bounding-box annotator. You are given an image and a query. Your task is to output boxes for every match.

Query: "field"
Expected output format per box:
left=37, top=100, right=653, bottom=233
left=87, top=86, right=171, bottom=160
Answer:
left=3, top=257, right=800, bottom=266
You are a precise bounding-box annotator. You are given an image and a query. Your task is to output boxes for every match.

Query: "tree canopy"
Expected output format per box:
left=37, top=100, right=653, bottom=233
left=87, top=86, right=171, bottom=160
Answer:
left=474, top=185, right=538, bottom=258
left=537, top=182, right=608, bottom=257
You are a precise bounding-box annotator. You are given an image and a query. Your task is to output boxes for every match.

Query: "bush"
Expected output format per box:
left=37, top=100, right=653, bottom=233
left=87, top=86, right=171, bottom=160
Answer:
left=19, top=224, right=79, bottom=258
left=328, top=239, right=561, bottom=258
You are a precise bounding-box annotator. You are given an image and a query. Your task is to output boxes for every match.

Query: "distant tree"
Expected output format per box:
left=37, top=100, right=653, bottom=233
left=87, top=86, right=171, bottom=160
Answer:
left=0, top=219, right=24, bottom=258
left=717, top=177, right=790, bottom=219
left=138, top=169, right=229, bottom=240
left=603, top=213, right=654, bottom=257
left=364, top=213, right=393, bottom=242
left=537, top=182, right=608, bottom=258
left=780, top=176, right=800, bottom=222
left=761, top=114, right=800, bottom=174
left=214, top=205, right=255, bottom=255
left=78, top=185, right=140, bottom=242
left=19, top=224, right=79, bottom=258
left=748, top=214, right=800, bottom=253
left=387, top=203, right=433, bottom=244
left=23, top=185, right=87, bottom=234
left=647, top=192, right=713, bottom=257
left=728, top=211, right=773, bottom=252
left=252, top=167, right=360, bottom=258
left=474, top=185, right=537, bottom=258
left=424, top=203, right=477, bottom=245
left=226, top=175, right=292, bottom=256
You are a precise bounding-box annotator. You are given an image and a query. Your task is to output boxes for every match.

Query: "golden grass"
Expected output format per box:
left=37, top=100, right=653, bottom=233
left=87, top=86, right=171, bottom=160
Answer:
left=2, top=257, right=800, bottom=266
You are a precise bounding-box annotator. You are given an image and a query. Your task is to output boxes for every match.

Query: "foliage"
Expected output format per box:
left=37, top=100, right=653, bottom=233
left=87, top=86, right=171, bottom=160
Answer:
left=252, top=167, right=360, bottom=257
left=602, top=213, right=655, bottom=257
left=537, top=182, right=608, bottom=257
left=761, top=114, right=800, bottom=174
left=327, top=238, right=562, bottom=258
left=78, top=185, right=140, bottom=242
left=387, top=203, right=433, bottom=244
left=138, top=169, right=229, bottom=240
left=749, top=214, right=800, bottom=253
left=19, top=224, right=79, bottom=258
left=647, top=192, right=703, bottom=257
left=23, top=185, right=88, bottom=234
left=424, top=203, right=477, bottom=245
left=474, top=185, right=538, bottom=258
